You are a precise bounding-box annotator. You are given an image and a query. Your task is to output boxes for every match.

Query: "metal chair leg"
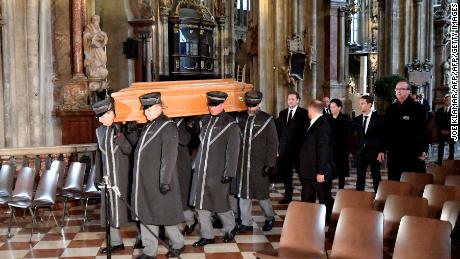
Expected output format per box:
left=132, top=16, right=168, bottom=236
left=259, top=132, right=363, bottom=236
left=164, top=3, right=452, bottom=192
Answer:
left=29, top=207, right=36, bottom=243
left=48, top=207, right=62, bottom=236
left=7, top=206, right=14, bottom=238
left=82, top=197, right=90, bottom=230
left=61, top=197, right=68, bottom=227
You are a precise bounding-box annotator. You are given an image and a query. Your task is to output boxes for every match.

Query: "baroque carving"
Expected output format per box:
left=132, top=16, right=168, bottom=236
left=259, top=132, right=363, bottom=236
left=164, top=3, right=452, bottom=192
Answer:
left=83, top=15, right=109, bottom=91
left=129, top=0, right=153, bottom=19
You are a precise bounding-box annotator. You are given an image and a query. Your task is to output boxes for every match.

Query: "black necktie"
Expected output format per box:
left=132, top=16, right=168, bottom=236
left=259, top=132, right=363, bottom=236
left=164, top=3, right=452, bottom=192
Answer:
left=288, top=109, right=293, bottom=123
left=363, top=116, right=368, bottom=133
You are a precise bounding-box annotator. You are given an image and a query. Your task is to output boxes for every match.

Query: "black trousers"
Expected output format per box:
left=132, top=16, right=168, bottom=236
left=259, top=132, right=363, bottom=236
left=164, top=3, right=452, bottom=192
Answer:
left=301, top=179, right=334, bottom=223
left=438, top=135, right=455, bottom=163
left=279, top=152, right=300, bottom=200
left=356, top=149, right=381, bottom=192
left=387, top=151, right=426, bottom=181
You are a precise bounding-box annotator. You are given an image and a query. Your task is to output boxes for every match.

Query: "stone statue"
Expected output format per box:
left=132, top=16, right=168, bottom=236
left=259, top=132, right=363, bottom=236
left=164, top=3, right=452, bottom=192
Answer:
left=308, top=46, right=317, bottom=70
left=83, top=15, right=109, bottom=91
left=442, top=61, right=451, bottom=87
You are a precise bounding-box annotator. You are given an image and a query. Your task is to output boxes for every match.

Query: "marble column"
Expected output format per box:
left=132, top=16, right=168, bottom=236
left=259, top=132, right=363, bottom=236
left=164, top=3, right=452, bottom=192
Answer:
left=311, top=0, right=317, bottom=101
left=72, top=0, right=85, bottom=79
left=217, top=17, right=226, bottom=78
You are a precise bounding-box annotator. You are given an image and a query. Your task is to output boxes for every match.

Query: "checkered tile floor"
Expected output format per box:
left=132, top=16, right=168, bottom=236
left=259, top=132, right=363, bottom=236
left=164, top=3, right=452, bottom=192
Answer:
left=0, top=144, right=457, bottom=258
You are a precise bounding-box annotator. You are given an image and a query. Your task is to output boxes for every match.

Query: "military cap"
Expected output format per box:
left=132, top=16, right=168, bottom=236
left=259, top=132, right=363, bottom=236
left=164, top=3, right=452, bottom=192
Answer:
left=92, top=98, right=114, bottom=118
left=245, top=90, right=263, bottom=107
left=206, top=91, right=228, bottom=106
left=139, top=92, right=162, bottom=110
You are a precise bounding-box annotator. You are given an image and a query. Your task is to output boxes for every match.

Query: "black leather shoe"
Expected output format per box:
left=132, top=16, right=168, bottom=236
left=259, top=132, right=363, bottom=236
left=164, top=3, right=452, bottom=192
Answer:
left=278, top=198, right=292, bottom=204
left=212, top=214, right=223, bottom=228
left=223, top=227, right=237, bottom=243
left=235, top=217, right=242, bottom=225
left=135, top=254, right=156, bottom=259
left=167, top=245, right=185, bottom=258
left=100, top=243, right=125, bottom=254
left=133, top=238, right=144, bottom=249
left=183, top=217, right=198, bottom=235
left=236, top=224, right=253, bottom=233
left=193, top=238, right=215, bottom=247
left=262, top=219, right=275, bottom=231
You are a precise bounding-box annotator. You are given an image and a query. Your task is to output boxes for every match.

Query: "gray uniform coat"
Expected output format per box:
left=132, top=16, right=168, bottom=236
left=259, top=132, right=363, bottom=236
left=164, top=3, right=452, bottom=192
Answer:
left=95, top=125, right=132, bottom=228
left=174, top=117, right=193, bottom=210
left=233, top=111, right=278, bottom=200
left=189, top=112, right=240, bottom=213
left=131, top=114, right=184, bottom=226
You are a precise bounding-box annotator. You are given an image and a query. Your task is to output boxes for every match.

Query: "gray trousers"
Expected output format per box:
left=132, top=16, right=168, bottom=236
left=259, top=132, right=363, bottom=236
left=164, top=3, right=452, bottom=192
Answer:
left=183, top=209, right=196, bottom=226
left=240, top=198, right=275, bottom=226
left=197, top=209, right=235, bottom=239
left=141, top=224, right=184, bottom=256
left=110, top=227, right=123, bottom=246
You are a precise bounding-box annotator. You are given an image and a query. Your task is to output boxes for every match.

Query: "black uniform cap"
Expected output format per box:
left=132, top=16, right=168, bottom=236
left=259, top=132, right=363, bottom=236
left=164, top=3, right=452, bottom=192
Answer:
left=92, top=98, right=114, bottom=118
left=139, top=92, right=162, bottom=110
left=245, top=90, right=263, bottom=107
left=206, top=91, right=228, bottom=106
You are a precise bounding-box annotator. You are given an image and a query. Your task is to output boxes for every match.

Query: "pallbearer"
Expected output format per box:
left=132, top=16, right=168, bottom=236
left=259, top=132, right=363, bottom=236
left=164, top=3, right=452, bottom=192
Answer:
left=131, top=92, right=185, bottom=259
left=234, top=90, right=278, bottom=232
left=93, top=98, right=133, bottom=254
left=189, top=91, right=241, bottom=246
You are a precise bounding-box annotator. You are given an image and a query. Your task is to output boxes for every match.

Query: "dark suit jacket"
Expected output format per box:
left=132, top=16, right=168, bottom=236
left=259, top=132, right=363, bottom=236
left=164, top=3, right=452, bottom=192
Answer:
left=353, top=111, right=384, bottom=156
left=435, top=106, right=452, bottom=132
left=299, top=115, right=335, bottom=180
left=276, top=107, right=309, bottom=156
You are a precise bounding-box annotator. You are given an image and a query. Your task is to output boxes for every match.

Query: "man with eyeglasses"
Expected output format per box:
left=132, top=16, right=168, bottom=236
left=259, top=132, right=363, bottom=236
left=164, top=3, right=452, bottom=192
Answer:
left=380, top=80, right=428, bottom=181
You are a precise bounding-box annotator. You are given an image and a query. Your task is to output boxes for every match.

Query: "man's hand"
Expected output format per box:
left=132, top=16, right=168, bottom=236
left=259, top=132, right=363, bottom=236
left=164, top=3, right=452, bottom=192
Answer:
left=160, top=184, right=171, bottom=194
left=377, top=152, right=385, bottom=162
left=221, top=176, right=232, bottom=184
left=262, top=166, right=274, bottom=177
left=418, top=152, right=427, bottom=161
left=316, top=174, right=325, bottom=183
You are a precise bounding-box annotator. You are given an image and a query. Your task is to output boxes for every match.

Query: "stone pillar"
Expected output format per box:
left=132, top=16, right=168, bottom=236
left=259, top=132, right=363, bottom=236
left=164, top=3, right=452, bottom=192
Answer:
left=26, top=0, right=41, bottom=146
left=217, top=16, right=226, bottom=78
left=159, top=7, right=169, bottom=76
left=413, top=0, right=423, bottom=60
left=377, top=0, right=385, bottom=77
left=338, top=7, right=346, bottom=83
left=274, top=0, right=288, bottom=113
left=0, top=11, right=4, bottom=147
left=259, top=0, right=275, bottom=114
left=387, top=0, right=400, bottom=74
left=323, top=1, right=347, bottom=99
left=72, top=0, right=86, bottom=79
left=359, top=56, right=368, bottom=94
left=311, top=0, right=317, bottom=101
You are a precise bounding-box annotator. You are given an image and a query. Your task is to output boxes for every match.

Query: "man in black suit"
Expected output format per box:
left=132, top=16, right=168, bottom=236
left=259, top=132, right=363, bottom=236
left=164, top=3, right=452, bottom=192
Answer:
left=322, top=96, right=331, bottom=114
left=435, top=94, right=455, bottom=164
left=276, top=91, right=309, bottom=204
left=353, top=95, right=385, bottom=192
left=299, top=100, right=334, bottom=222
left=382, top=80, right=428, bottom=181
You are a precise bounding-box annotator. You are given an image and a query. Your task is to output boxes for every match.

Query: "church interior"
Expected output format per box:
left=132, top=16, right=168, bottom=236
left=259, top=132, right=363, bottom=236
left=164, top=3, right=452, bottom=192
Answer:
left=0, top=0, right=459, bottom=258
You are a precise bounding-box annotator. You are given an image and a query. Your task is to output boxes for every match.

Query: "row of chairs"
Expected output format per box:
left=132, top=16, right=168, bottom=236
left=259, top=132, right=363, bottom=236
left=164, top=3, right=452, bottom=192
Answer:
left=0, top=161, right=99, bottom=242
left=256, top=201, right=452, bottom=259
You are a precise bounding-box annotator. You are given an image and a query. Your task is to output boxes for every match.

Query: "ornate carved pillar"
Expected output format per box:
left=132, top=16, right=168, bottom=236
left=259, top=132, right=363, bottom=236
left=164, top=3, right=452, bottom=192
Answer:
left=71, top=0, right=86, bottom=79
left=128, top=20, right=154, bottom=82
left=323, top=1, right=347, bottom=99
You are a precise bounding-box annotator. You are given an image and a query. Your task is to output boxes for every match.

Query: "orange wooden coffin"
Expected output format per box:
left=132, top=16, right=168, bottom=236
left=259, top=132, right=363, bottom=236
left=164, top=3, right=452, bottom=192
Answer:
left=112, top=79, right=253, bottom=123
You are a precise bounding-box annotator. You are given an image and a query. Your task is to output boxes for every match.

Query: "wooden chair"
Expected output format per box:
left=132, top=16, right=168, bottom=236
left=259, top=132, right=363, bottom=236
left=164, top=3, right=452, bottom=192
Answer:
left=255, top=201, right=326, bottom=259
left=393, top=216, right=451, bottom=259
left=423, top=184, right=460, bottom=218
left=442, top=160, right=460, bottom=175
left=330, top=208, right=383, bottom=259
left=445, top=175, right=460, bottom=188
left=401, top=172, right=433, bottom=196
left=374, top=180, right=413, bottom=211
left=382, top=195, right=428, bottom=247
left=441, top=200, right=460, bottom=230
left=331, top=189, right=374, bottom=222
left=428, top=164, right=455, bottom=185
